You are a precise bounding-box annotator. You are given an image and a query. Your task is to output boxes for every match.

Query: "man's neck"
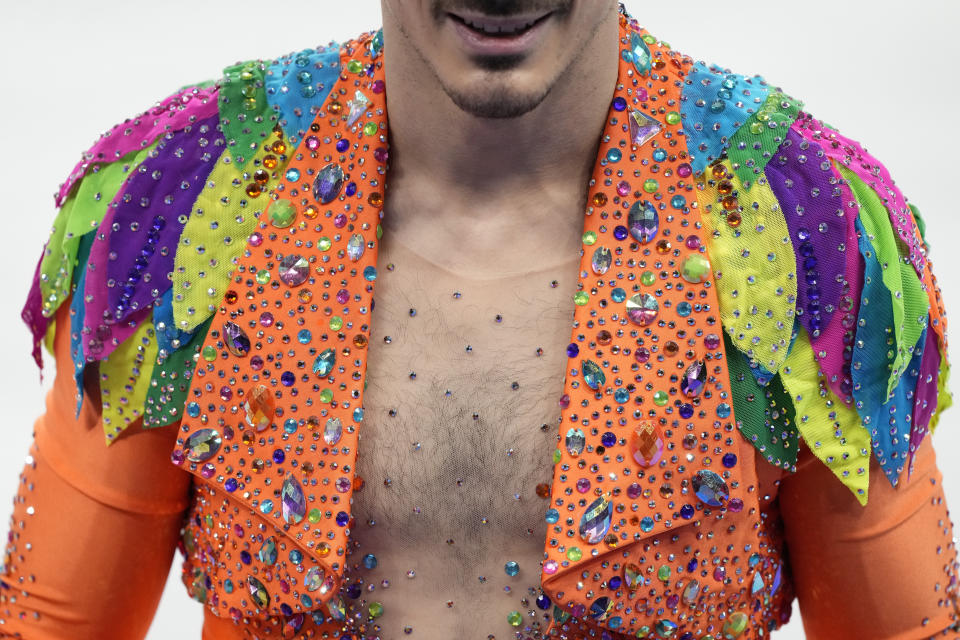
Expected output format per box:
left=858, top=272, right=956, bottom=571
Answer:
left=376, top=9, right=620, bottom=280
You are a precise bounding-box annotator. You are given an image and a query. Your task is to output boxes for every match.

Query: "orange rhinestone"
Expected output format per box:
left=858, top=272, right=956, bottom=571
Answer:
left=245, top=183, right=262, bottom=198
left=726, top=211, right=742, bottom=227
left=303, top=205, right=319, bottom=220
left=263, top=154, right=278, bottom=169
left=592, top=192, right=608, bottom=207
left=368, top=192, right=383, bottom=207
left=353, top=334, right=369, bottom=348
left=224, top=290, right=238, bottom=304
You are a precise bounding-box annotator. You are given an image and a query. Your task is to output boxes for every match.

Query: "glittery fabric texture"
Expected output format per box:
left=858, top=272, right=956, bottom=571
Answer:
left=5, top=4, right=960, bottom=639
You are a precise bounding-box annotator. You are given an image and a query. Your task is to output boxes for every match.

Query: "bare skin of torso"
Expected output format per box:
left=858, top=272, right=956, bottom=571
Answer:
left=339, top=163, right=589, bottom=638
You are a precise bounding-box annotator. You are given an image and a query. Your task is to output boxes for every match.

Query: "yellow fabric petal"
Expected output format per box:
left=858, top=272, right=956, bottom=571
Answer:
left=172, top=137, right=291, bottom=333
left=780, top=326, right=871, bottom=505
left=98, top=318, right=158, bottom=445
left=697, top=159, right=797, bottom=372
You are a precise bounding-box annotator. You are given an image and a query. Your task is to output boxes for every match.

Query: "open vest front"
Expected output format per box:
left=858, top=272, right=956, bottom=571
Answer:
left=171, top=14, right=791, bottom=639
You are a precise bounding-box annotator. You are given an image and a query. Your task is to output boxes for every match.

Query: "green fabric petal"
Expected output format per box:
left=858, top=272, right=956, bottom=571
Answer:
left=698, top=159, right=797, bottom=373
left=728, top=90, right=803, bottom=190
left=38, top=144, right=157, bottom=320
left=908, top=203, right=927, bottom=245
left=725, top=331, right=799, bottom=470
left=780, top=325, right=871, bottom=505
left=99, top=318, right=158, bottom=445
left=143, top=317, right=211, bottom=428
left=219, top=60, right=277, bottom=165
left=172, top=137, right=292, bottom=333
left=838, top=165, right=928, bottom=397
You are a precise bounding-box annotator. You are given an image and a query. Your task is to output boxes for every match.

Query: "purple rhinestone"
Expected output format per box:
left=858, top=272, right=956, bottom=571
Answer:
left=687, top=558, right=697, bottom=572
left=601, top=432, right=616, bottom=447
left=722, top=453, right=737, bottom=468
left=613, top=225, right=629, bottom=241
left=680, top=504, right=695, bottom=519
left=345, top=182, right=357, bottom=197
left=273, top=449, right=285, bottom=464
left=225, top=478, right=238, bottom=492
left=241, top=550, right=252, bottom=565
left=336, top=139, right=350, bottom=152
left=679, top=403, right=694, bottom=419
left=627, top=483, right=642, bottom=499
left=336, top=511, right=350, bottom=526
left=281, top=371, right=295, bottom=386
left=609, top=576, right=622, bottom=589
left=312, top=163, right=345, bottom=204
left=566, top=343, right=580, bottom=358
left=703, top=333, right=720, bottom=350
left=612, top=97, right=627, bottom=111
left=728, top=498, right=744, bottom=512
left=667, top=594, right=679, bottom=608
left=346, top=582, right=362, bottom=599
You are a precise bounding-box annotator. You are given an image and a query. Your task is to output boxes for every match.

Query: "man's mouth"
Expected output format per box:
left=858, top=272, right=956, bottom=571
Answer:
left=447, top=11, right=553, bottom=38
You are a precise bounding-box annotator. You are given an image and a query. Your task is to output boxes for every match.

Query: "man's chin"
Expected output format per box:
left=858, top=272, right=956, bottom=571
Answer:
left=442, top=81, right=552, bottom=119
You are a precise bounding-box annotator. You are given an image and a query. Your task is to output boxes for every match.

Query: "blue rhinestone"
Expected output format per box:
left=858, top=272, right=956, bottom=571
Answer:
left=224, top=478, right=238, bottom=492
left=614, top=388, right=630, bottom=404
left=187, top=402, right=200, bottom=418
left=298, top=329, right=312, bottom=344
left=601, top=432, right=616, bottom=447
left=640, top=517, right=654, bottom=532
left=613, top=225, right=629, bottom=240
left=606, top=149, right=622, bottom=163
left=653, top=148, right=667, bottom=162
left=716, top=403, right=732, bottom=418
left=284, top=419, right=298, bottom=434
left=289, top=549, right=303, bottom=564
left=676, top=301, right=692, bottom=317
left=612, top=97, right=627, bottom=111
left=680, top=504, right=695, bottom=519
left=286, top=168, right=301, bottom=182
left=364, top=266, right=377, bottom=281
left=363, top=554, right=378, bottom=569
left=722, top=453, right=737, bottom=468
left=611, top=288, right=626, bottom=303
left=259, top=499, right=273, bottom=514
left=545, top=509, right=559, bottom=524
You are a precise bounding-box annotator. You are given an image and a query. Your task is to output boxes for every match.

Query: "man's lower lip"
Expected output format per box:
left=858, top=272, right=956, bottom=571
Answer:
left=449, top=14, right=552, bottom=57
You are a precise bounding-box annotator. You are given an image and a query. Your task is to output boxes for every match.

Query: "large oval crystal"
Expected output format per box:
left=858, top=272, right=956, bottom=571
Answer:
left=578, top=495, right=612, bottom=544
left=313, top=163, right=344, bottom=204
left=281, top=473, right=306, bottom=524
left=185, top=428, right=221, bottom=462
left=628, top=200, right=658, bottom=244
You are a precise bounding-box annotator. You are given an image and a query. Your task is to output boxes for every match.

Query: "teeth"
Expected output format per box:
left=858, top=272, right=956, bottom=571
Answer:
left=463, top=17, right=537, bottom=35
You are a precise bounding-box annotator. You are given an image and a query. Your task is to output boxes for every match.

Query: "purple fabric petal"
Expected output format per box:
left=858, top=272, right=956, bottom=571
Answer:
left=22, top=251, right=48, bottom=372
left=908, top=324, right=942, bottom=479
left=791, top=112, right=926, bottom=281
left=56, top=85, right=219, bottom=208
left=82, top=204, right=152, bottom=362
left=765, top=128, right=847, bottom=342
left=107, top=115, right=224, bottom=321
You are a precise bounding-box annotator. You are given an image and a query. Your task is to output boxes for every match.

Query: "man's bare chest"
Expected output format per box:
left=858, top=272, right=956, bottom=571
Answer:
left=337, top=239, right=581, bottom=628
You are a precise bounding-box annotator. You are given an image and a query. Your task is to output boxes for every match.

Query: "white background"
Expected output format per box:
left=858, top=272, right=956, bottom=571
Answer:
left=2, top=2, right=958, bottom=638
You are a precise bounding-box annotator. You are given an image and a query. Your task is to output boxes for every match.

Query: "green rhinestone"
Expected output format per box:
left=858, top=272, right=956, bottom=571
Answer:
left=665, top=111, right=682, bottom=125
left=750, top=121, right=765, bottom=135
left=553, top=449, right=562, bottom=464
left=376, top=224, right=383, bottom=239
left=202, top=345, right=217, bottom=362
left=256, top=269, right=271, bottom=285
left=363, top=121, right=378, bottom=136
left=319, top=389, right=333, bottom=403
left=346, top=59, right=363, bottom=74
left=658, top=565, right=671, bottom=582
left=721, top=612, right=748, bottom=638
left=318, top=236, right=332, bottom=251
left=653, top=391, right=669, bottom=406
left=642, top=34, right=656, bottom=44
left=641, top=270, right=656, bottom=286
left=643, top=179, right=659, bottom=193
left=566, top=547, right=582, bottom=562
left=205, top=514, right=213, bottom=528
left=574, top=291, right=589, bottom=306
left=507, top=611, right=523, bottom=627
left=308, top=508, right=321, bottom=524
left=330, top=316, right=343, bottom=331
left=582, top=230, right=597, bottom=245
left=369, top=602, right=384, bottom=618
left=269, top=199, right=297, bottom=228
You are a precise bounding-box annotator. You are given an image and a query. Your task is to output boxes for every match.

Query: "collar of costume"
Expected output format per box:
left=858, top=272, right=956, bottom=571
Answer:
left=19, top=4, right=951, bottom=637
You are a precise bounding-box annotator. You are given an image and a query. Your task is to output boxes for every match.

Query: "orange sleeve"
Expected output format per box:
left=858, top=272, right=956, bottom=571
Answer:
left=0, top=303, right=193, bottom=639
left=779, top=435, right=960, bottom=639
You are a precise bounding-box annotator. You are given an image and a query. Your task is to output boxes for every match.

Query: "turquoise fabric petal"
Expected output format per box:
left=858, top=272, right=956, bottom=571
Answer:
left=70, top=232, right=95, bottom=416
left=266, top=44, right=341, bottom=146
left=681, top=61, right=770, bottom=176
left=852, top=217, right=928, bottom=485
left=153, top=288, right=197, bottom=356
